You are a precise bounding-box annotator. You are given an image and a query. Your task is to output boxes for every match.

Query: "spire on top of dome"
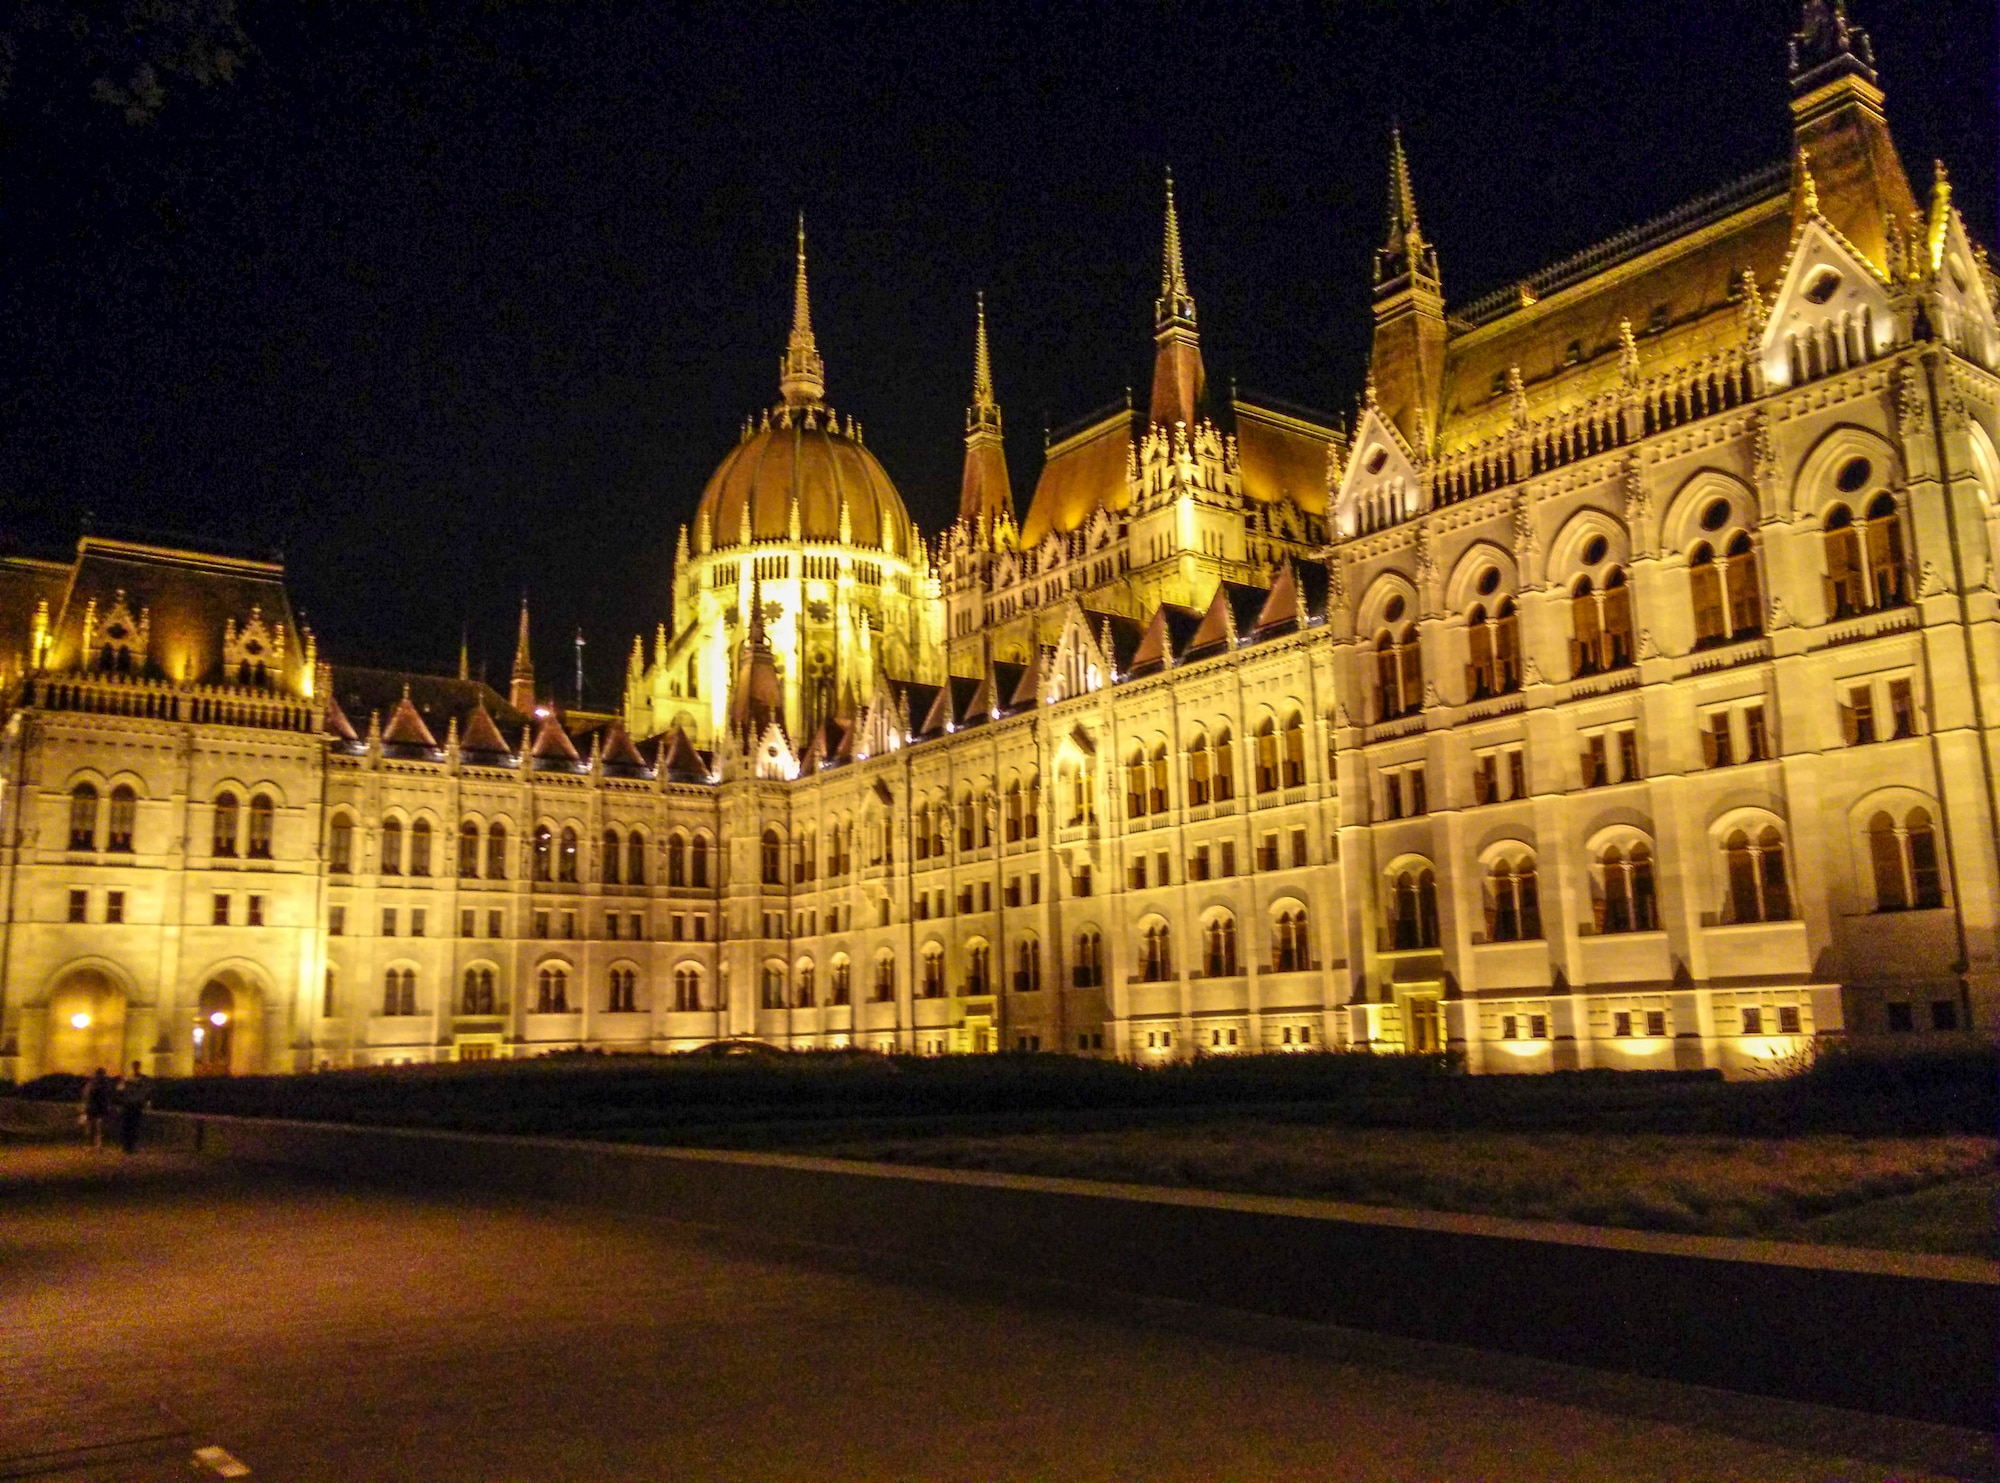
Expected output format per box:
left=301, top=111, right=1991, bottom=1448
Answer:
left=1155, top=170, right=1197, bottom=331
left=779, top=213, right=827, bottom=408
left=958, top=292, right=1013, bottom=530
left=1148, top=170, right=1207, bottom=432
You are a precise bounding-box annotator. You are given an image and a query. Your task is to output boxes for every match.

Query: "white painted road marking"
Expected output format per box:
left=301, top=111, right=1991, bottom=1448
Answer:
left=193, top=1443, right=251, bottom=1476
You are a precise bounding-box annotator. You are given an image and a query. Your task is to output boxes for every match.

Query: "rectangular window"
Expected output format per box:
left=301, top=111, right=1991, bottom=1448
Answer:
left=533, top=910, right=550, bottom=939
left=1743, top=705, right=1770, bottom=762
left=630, top=914, right=644, bottom=941
left=1777, top=1006, right=1801, bottom=1034
left=671, top=914, right=685, bottom=941
left=1409, top=768, right=1427, bottom=816
left=215, top=894, right=233, bottom=927
left=561, top=911, right=575, bottom=940
left=1930, top=999, right=1959, bottom=1031
left=1474, top=753, right=1497, bottom=805
left=68, top=889, right=88, bottom=923
left=460, top=909, right=475, bottom=939
left=1005, top=877, right=1021, bottom=908
left=1584, top=734, right=1608, bottom=788
left=487, top=909, right=503, bottom=939
left=1885, top=1001, right=1913, bottom=1032
left=1500, top=1014, right=1518, bottom=1040
left=1740, top=1006, right=1763, bottom=1035
left=1888, top=678, right=1916, bottom=739
left=1507, top=749, right=1526, bottom=800
left=1220, top=841, right=1236, bottom=878
left=1704, top=713, right=1733, bottom=768
left=980, top=882, right=992, bottom=912
left=1383, top=773, right=1403, bottom=820
left=1192, top=846, right=1211, bottom=882
left=1030, top=874, right=1040, bottom=905
left=106, top=890, right=124, bottom=925
left=1616, top=728, right=1640, bottom=782
left=1258, top=833, right=1278, bottom=872
left=1645, top=1009, right=1665, bottom=1037
left=1290, top=829, right=1308, bottom=868
left=1529, top=1014, right=1547, bottom=1040
left=409, top=908, right=424, bottom=938
left=1154, top=851, right=1169, bottom=886
left=606, top=914, right=621, bottom=941
left=693, top=915, right=708, bottom=942
left=1074, top=864, right=1092, bottom=897
left=247, top=894, right=266, bottom=927
left=330, top=905, right=346, bottom=936
left=380, top=907, right=395, bottom=936
left=1844, top=685, right=1876, bottom=745
left=1612, top=1010, right=1632, bottom=1037
left=915, top=895, right=929, bottom=920
left=1128, top=858, right=1148, bottom=891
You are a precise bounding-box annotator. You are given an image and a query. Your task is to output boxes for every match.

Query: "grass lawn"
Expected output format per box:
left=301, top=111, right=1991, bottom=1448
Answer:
left=814, top=1125, right=1998, bottom=1258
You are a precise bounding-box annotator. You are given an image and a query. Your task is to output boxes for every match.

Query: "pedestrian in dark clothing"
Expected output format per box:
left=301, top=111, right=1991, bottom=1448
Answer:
left=115, top=1061, right=149, bottom=1154
left=81, top=1068, right=112, bottom=1150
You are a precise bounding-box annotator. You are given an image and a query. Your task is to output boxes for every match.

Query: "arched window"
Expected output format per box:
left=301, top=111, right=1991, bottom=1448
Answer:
left=409, top=818, right=432, bottom=877
left=967, top=942, right=990, bottom=994
left=921, top=944, right=945, bottom=998
left=535, top=965, right=570, bottom=1013
left=213, top=793, right=240, bottom=858
left=1824, top=505, right=1866, bottom=616
left=532, top=825, right=553, bottom=882
left=1375, top=625, right=1423, bottom=720
left=1391, top=869, right=1441, bottom=949
left=1140, top=921, right=1172, bottom=982
left=1025, top=772, right=1041, bottom=839
left=796, top=961, right=816, bottom=1008
left=761, top=829, right=782, bottom=885
left=602, top=828, right=622, bottom=885
left=1014, top=937, right=1040, bottom=992
left=1073, top=928, right=1103, bottom=987
left=626, top=831, right=645, bottom=886
left=1203, top=915, right=1238, bottom=977
left=378, top=816, right=401, bottom=875
left=1254, top=719, right=1279, bottom=794
left=329, top=814, right=354, bottom=874
left=1467, top=599, right=1522, bottom=699
left=1691, top=534, right=1762, bottom=647
left=486, top=822, right=508, bottom=881
left=459, top=820, right=481, bottom=878
left=247, top=794, right=275, bottom=859
left=1571, top=571, right=1634, bottom=676
left=1187, top=732, right=1211, bottom=806
left=1862, top=493, right=1909, bottom=609
left=958, top=788, right=976, bottom=850
left=1212, top=728, right=1234, bottom=801
left=674, top=966, right=703, bottom=1012
left=760, top=962, right=786, bottom=1009
left=1127, top=747, right=1150, bottom=818
left=1149, top=745, right=1170, bottom=812
left=873, top=953, right=897, bottom=1002
left=1870, top=807, right=1944, bottom=911
left=558, top=827, right=579, bottom=883
left=1005, top=780, right=1024, bottom=842
left=926, top=798, right=946, bottom=857
left=915, top=801, right=932, bottom=858
left=1282, top=714, right=1306, bottom=788
left=690, top=835, right=710, bottom=887
left=1724, top=827, right=1792, bottom=923
left=107, top=785, right=137, bottom=852
left=830, top=957, right=851, bottom=1005
left=382, top=967, right=416, bottom=1016
left=668, top=833, right=687, bottom=886
left=1486, top=856, right=1542, bottom=941
left=68, top=782, right=100, bottom=851
left=462, top=966, right=496, bottom=1015
left=1597, top=845, right=1658, bottom=933
left=1272, top=908, right=1310, bottom=972
left=608, top=967, right=637, bottom=1012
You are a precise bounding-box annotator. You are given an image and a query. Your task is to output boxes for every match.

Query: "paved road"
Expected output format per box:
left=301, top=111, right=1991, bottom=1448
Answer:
left=0, top=1141, right=1974, bottom=1481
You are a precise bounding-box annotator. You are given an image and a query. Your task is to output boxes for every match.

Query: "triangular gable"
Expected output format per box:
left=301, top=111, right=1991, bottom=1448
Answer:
left=1333, top=403, right=1424, bottom=538
left=659, top=725, right=708, bottom=781
left=322, top=692, right=358, bottom=743
left=459, top=704, right=512, bottom=757
left=1045, top=605, right=1109, bottom=702
left=948, top=674, right=984, bottom=729
left=382, top=690, right=438, bottom=748
left=1930, top=209, right=2000, bottom=367
left=1127, top=608, right=1173, bottom=675
left=1006, top=650, right=1046, bottom=709
left=1254, top=559, right=1302, bottom=634
left=1294, top=560, right=1331, bottom=624
left=1761, top=215, right=1894, bottom=390
left=601, top=723, right=648, bottom=772
left=904, top=681, right=944, bottom=738
left=1181, top=588, right=1236, bottom=661
left=531, top=711, right=581, bottom=763
left=749, top=720, right=797, bottom=781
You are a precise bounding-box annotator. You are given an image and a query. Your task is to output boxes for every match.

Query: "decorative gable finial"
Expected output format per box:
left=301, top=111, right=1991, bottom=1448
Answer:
left=1618, top=319, right=1641, bottom=385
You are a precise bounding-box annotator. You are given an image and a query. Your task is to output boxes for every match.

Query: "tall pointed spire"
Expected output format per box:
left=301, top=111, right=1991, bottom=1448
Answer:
left=1374, top=124, right=1439, bottom=290
left=1148, top=170, right=1207, bottom=431
left=457, top=624, right=469, bottom=682
left=1368, top=126, right=1445, bottom=456
left=729, top=573, right=782, bottom=743
left=1154, top=169, right=1197, bottom=331
left=1785, top=0, right=1915, bottom=276
left=778, top=212, right=826, bottom=407
left=958, top=293, right=1013, bottom=530
left=509, top=594, right=535, bottom=713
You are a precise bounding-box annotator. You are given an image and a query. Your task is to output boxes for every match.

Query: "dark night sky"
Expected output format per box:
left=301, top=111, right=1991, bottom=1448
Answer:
left=1, top=0, right=1992, bottom=703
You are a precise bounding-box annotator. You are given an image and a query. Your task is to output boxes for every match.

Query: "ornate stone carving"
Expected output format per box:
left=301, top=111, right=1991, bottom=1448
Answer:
left=1623, top=455, right=1655, bottom=556
left=1769, top=596, right=1794, bottom=630
left=1521, top=654, right=1543, bottom=686
left=1920, top=559, right=1948, bottom=599
left=1636, top=628, right=1659, bottom=660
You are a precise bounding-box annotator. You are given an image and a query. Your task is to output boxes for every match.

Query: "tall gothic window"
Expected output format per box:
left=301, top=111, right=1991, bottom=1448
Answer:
left=1375, top=625, right=1423, bottom=719
left=558, top=827, right=579, bottom=883
left=213, top=793, right=240, bottom=858
left=486, top=822, right=508, bottom=881
left=1724, top=828, right=1792, bottom=923
left=377, top=816, right=400, bottom=875
left=1868, top=808, right=1943, bottom=911
left=1467, top=600, right=1521, bottom=698
left=107, top=785, right=137, bottom=852
left=68, top=783, right=100, bottom=851
left=329, top=814, right=353, bottom=874
left=1597, top=845, right=1657, bottom=933
left=459, top=820, right=481, bottom=878
left=408, top=818, right=432, bottom=877
left=247, top=794, right=275, bottom=859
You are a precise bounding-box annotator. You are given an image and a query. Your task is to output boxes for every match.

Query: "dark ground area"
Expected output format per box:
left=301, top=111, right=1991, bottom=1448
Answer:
left=0, top=1137, right=1986, bottom=1483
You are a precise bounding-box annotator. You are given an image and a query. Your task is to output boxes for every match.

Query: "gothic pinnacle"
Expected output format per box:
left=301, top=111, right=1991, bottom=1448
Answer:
left=779, top=212, right=826, bottom=407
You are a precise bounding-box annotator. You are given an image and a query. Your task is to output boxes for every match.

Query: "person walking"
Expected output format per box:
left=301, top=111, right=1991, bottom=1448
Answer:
left=115, top=1061, right=149, bottom=1155
left=81, top=1067, right=111, bottom=1150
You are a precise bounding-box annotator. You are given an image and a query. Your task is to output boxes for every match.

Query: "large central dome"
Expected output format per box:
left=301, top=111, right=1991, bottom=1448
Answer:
left=690, top=219, right=915, bottom=559
left=693, top=410, right=914, bottom=556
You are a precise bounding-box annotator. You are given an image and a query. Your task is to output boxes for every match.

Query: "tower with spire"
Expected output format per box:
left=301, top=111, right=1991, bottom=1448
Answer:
left=1785, top=0, right=1917, bottom=277
left=1149, top=172, right=1208, bottom=433
left=957, top=293, right=1014, bottom=535
left=778, top=214, right=826, bottom=409
left=1368, top=126, right=1446, bottom=455
left=509, top=595, right=536, bottom=713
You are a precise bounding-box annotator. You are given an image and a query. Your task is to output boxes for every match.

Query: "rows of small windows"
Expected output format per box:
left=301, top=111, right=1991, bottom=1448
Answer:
left=325, top=814, right=714, bottom=887
left=1367, top=477, right=1915, bottom=720
left=360, top=961, right=654, bottom=1018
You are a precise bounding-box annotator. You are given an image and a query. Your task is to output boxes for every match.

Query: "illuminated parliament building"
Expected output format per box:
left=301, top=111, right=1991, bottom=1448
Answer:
left=4, top=3, right=1996, bottom=1081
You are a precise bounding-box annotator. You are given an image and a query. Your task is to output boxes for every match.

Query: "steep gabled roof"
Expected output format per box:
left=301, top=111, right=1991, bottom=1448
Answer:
left=459, top=703, right=512, bottom=757
left=600, top=722, right=648, bottom=773
left=531, top=710, right=582, bottom=766
left=322, top=691, right=359, bottom=743
left=658, top=725, right=709, bottom=782
left=382, top=688, right=439, bottom=749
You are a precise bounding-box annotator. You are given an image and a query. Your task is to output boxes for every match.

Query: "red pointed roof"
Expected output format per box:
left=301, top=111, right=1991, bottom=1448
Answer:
left=382, top=687, right=438, bottom=747
left=601, top=724, right=646, bottom=769
left=659, top=725, right=706, bottom=778
left=322, top=691, right=358, bottom=742
left=459, top=703, right=512, bottom=755
left=531, top=710, right=581, bottom=762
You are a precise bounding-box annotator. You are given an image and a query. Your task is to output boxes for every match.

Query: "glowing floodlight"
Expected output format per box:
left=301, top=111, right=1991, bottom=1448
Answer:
left=210, top=1011, right=229, bottom=1027
left=70, top=1011, right=92, bottom=1030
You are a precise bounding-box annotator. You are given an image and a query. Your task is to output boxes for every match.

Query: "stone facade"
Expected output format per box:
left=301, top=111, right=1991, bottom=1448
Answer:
left=2, top=1, right=1994, bottom=1079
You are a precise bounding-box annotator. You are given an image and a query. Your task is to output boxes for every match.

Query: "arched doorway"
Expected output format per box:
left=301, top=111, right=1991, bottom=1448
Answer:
left=193, top=981, right=236, bottom=1074
left=43, top=968, right=128, bottom=1076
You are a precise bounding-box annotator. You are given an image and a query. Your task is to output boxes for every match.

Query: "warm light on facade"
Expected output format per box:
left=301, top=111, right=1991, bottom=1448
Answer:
left=70, top=1011, right=92, bottom=1030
